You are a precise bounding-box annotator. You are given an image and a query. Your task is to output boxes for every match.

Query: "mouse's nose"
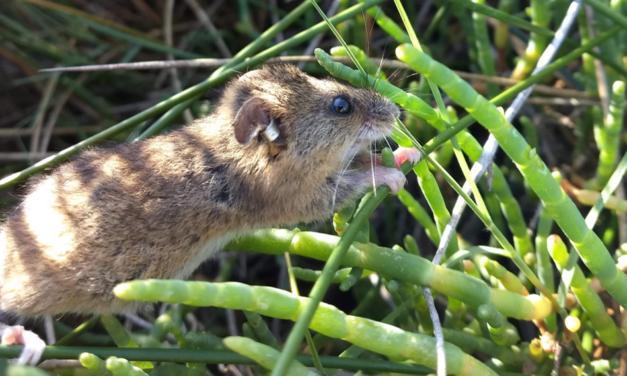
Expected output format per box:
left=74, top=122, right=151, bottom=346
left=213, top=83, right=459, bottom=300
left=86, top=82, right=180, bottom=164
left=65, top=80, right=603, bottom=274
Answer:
left=387, top=100, right=401, bottom=119
left=368, top=98, right=400, bottom=123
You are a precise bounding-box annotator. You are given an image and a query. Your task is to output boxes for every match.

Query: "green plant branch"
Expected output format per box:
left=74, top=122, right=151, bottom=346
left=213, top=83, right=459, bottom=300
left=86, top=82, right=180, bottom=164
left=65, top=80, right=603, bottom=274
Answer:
left=0, top=346, right=433, bottom=374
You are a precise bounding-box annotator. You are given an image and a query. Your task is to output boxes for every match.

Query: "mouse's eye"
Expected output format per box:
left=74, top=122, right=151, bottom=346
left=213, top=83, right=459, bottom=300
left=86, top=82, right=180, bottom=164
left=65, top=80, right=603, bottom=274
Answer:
left=331, top=96, right=352, bottom=115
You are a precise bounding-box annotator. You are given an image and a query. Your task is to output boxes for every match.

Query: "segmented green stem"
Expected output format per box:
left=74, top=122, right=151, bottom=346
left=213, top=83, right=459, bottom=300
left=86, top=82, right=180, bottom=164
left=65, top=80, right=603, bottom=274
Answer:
left=224, top=337, right=317, bottom=376
left=396, top=43, right=627, bottom=310
left=480, top=257, right=526, bottom=295
left=79, top=353, right=112, bottom=376
left=397, top=189, right=440, bottom=245
left=494, top=0, right=515, bottom=50
left=243, top=311, right=280, bottom=350
left=535, top=205, right=557, bottom=333
left=106, top=357, right=149, bottom=376
left=490, top=167, right=535, bottom=259
left=548, top=236, right=626, bottom=347
left=331, top=45, right=387, bottom=81
left=115, top=280, right=497, bottom=376
left=413, top=161, right=460, bottom=257
left=594, top=81, right=625, bottom=187
left=511, top=0, right=552, bottom=80
left=476, top=305, right=519, bottom=346
left=228, top=230, right=552, bottom=320
left=55, top=315, right=101, bottom=346
left=577, top=8, right=598, bottom=94
left=519, top=116, right=538, bottom=150
left=472, top=0, right=499, bottom=98
left=441, top=327, right=522, bottom=364
left=6, top=364, right=51, bottom=376
left=100, top=315, right=153, bottom=370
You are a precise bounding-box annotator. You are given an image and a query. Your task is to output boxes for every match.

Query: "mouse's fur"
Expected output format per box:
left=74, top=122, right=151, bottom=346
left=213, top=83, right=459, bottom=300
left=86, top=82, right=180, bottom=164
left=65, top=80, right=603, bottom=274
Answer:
left=0, top=64, right=400, bottom=316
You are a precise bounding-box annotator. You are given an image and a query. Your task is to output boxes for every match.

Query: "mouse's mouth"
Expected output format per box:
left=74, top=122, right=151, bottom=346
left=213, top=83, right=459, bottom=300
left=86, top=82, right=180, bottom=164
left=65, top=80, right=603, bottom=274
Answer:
left=343, top=142, right=387, bottom=171
left=356, top=99, right=399, bottom=142
left=343, top=101, right=399, bottom=169
left=356, top=120, right=395, bottom=142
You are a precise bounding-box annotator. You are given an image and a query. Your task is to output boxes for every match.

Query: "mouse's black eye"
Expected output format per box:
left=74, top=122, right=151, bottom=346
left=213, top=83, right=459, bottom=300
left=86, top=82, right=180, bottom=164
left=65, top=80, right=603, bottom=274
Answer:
left=331, top=96, right=352, bottom=115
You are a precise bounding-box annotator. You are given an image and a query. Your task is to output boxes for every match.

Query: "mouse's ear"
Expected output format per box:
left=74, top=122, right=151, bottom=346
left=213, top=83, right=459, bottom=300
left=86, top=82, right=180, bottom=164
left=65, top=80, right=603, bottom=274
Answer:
left=233, top=97, right=271, bottom=144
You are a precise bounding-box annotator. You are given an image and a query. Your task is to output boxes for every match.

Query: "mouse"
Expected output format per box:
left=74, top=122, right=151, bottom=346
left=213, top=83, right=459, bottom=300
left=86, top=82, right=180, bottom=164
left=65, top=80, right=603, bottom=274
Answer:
left=0, top=63, right=420, bottom=364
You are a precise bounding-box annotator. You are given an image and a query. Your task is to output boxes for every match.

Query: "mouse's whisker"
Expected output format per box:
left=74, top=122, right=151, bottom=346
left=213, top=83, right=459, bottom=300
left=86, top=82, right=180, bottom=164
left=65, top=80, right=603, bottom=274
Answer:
left=370, top=140, right=376, bottom=195
left=388, top=66, right=405, bottom=82
left=369, top=7, right=382, bottom=42
left=375, top=44, right=388, bottom=81
left=384, top=137, right=393, bottom=153
left=364, top=8, right=377, bottom=72
left=332, top=136, right=362, bottom=213
left=402, top=89, right=432, bottom=99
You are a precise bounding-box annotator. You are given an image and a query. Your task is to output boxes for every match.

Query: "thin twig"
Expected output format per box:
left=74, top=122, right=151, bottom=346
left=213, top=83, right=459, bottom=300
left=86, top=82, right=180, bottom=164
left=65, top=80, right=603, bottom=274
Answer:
left=29, top=73, right=60, bottom=154
left=39, top=74, right=89, bottom=153
left=39, top=57, right=598, bottom=99
left=422, top=287, right=445, bottom=375
left=121, top=314, right=154, bottom=331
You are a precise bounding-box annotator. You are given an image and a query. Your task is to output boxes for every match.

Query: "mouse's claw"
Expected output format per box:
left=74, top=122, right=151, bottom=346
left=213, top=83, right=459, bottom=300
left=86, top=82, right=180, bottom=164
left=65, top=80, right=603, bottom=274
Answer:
left=394, top=147, right=421, bottom=168
left=2, top=326, right=46, bottom=365
left=375, top=168, right=407, bottom=195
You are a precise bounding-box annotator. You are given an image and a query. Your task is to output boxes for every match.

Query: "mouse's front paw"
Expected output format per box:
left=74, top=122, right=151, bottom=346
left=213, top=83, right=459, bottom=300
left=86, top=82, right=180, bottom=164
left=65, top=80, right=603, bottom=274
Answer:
left=394, top=147, right=421, bottom=168
left=2, top=325, right=46, bottom=365
left=375, top=168, right=407, bottom=195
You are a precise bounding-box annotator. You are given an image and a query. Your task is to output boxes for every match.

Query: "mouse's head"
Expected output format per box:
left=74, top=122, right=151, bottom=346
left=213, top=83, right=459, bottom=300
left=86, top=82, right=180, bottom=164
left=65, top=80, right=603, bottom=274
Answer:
left=221, top=63, right=399, bottom=166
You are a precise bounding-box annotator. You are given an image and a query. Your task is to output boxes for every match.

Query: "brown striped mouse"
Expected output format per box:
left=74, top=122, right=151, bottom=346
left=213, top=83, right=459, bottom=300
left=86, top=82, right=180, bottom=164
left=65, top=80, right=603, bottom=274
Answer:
left=0, top=63, right=419, bottom=364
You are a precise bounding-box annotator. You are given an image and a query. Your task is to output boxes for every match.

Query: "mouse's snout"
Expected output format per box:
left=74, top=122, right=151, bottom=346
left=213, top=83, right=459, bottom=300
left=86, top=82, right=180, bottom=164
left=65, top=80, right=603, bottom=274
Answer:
left=367, top=95, right=400, bottom=125
left=360, top=96, right=400, bottom=141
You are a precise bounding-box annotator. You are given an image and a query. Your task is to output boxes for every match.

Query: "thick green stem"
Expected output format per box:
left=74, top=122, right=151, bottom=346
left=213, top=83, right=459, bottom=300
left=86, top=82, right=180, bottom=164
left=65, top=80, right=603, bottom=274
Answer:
left=548, top=236, right=626, bottom=347
left=116, top=280, right=498, bottom=376
left=511, top=0, right=551, bottom=80
left=535, top=206, right=557, bottom=333
left=228, top=230, right=552, bottom=320
left=594, top=81, right=625, bottom=187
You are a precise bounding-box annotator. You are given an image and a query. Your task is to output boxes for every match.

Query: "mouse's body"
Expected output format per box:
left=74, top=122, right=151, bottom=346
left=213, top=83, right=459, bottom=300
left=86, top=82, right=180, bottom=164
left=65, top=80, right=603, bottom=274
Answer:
left=0, top=64, right=412, bottom=320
